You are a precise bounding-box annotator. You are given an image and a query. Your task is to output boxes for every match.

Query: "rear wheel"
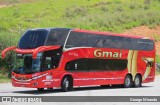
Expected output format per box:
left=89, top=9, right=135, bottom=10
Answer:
left=124, top=75, right=133, bottom=88
left=133, top=75, right=142, bottom=87
left=37, top=88, right=44, bottom=91
left=61, top=77, right=72, bottom=92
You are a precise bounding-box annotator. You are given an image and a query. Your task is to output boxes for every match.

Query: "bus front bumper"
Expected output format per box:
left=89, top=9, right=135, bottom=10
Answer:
left=11, top=76, right=60, bottom=88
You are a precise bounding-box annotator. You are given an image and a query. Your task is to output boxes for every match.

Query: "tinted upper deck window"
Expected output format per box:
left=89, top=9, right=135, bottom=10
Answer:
left=45, top=29, right=70, bottom=46
left=65, top=31, right=89, bottom=48
left=66, top=31, right=154, bottom=51
left=19, top=30, right=48, bottom=49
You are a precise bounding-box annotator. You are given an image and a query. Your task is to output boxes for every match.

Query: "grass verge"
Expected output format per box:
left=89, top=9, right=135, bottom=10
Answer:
left=0, top=67, right=10, bottom=83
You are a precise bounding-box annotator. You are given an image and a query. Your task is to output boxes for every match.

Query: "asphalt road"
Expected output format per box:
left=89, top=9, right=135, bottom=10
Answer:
left=0, top=76, right=160, bottom=105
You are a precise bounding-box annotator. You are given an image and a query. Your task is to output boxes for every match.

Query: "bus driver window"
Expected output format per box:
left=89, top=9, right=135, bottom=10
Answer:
left=44, top=57, right=52, bottom=70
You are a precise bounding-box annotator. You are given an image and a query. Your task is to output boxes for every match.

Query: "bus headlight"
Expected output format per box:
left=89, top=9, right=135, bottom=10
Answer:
left=46, top=75, right=52, bottom=80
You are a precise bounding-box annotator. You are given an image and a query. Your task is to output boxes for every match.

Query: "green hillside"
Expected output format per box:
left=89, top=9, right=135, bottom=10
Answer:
left=0, top=0, right=160, bottom=82
left=0, top=0, right=159, bottom=46
left=0, top=0, right=160, bottom=32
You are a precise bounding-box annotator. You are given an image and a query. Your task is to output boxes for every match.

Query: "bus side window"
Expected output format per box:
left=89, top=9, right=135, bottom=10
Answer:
left=104, top=39, right=111, bottom=48
left=44, top=57, right=52, bottom=70
left=65, top=59, right=88, bottom=71
left=95, top=39, right=104, bottom=48
left=116, top=37, right=124, bottom=49
left=123, top=38, right=131, bottom=49
left=103, top=36, right=117, bottom=48
left=51, top=56, right=60, bottom=69
left=66, top=32, right=89, bottom=48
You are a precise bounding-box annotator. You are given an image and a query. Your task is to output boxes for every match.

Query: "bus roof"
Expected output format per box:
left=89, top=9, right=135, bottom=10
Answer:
left=28, top=28, right=72, bottom=31
left=26, top=28, right=153, bottom=40
left=73, top=29, right=153, bottom=40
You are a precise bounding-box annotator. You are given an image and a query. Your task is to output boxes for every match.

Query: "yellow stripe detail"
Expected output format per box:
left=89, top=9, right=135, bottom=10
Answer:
left=131, top=50, right=138, bottom=80
left=127, top=50, right=134, bottom=73
left=142, top=58, right=154, bottom=81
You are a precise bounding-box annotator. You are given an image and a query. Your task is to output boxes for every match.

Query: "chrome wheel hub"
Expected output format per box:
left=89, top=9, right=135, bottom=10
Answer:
left=125, top=78, right=130, bottom=86
left=66, top=81, right=69, bottom=88
left=135, top=77, right=140, bottom=85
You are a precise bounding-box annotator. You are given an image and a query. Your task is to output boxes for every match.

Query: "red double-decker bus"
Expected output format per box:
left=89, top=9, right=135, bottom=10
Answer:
left=2, top=28, right=155, bottom=92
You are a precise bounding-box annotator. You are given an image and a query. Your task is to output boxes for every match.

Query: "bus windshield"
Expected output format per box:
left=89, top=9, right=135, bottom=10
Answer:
left=13, top=53, right=42, bottom=74
left=18, top=30, right=48, bottom=49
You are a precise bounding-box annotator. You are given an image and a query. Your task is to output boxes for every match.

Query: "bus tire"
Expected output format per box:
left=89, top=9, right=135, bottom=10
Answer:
left=61, top=77, right=72, bottom=92
left=37, top=88, right=44, bottom=91
left=133, top=75, right=142, bottom=87
left=100, top=85, right=109, bottom=87
left=124, top=75, right=133, bottom=88
left=47, top=88, right=53, bottom=90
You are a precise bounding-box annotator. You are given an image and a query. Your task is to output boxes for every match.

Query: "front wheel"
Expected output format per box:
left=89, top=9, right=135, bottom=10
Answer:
left=133, top=75, right=142, bottom=87
left=61, top=77, right=72, bottom=92
left=124, top=75, right=133, bottom=88
left=100, top=85, right=109, bottom=88
left=47, top=88, right=53, bottom=90
left=37, top=88, right=44, bottom=91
